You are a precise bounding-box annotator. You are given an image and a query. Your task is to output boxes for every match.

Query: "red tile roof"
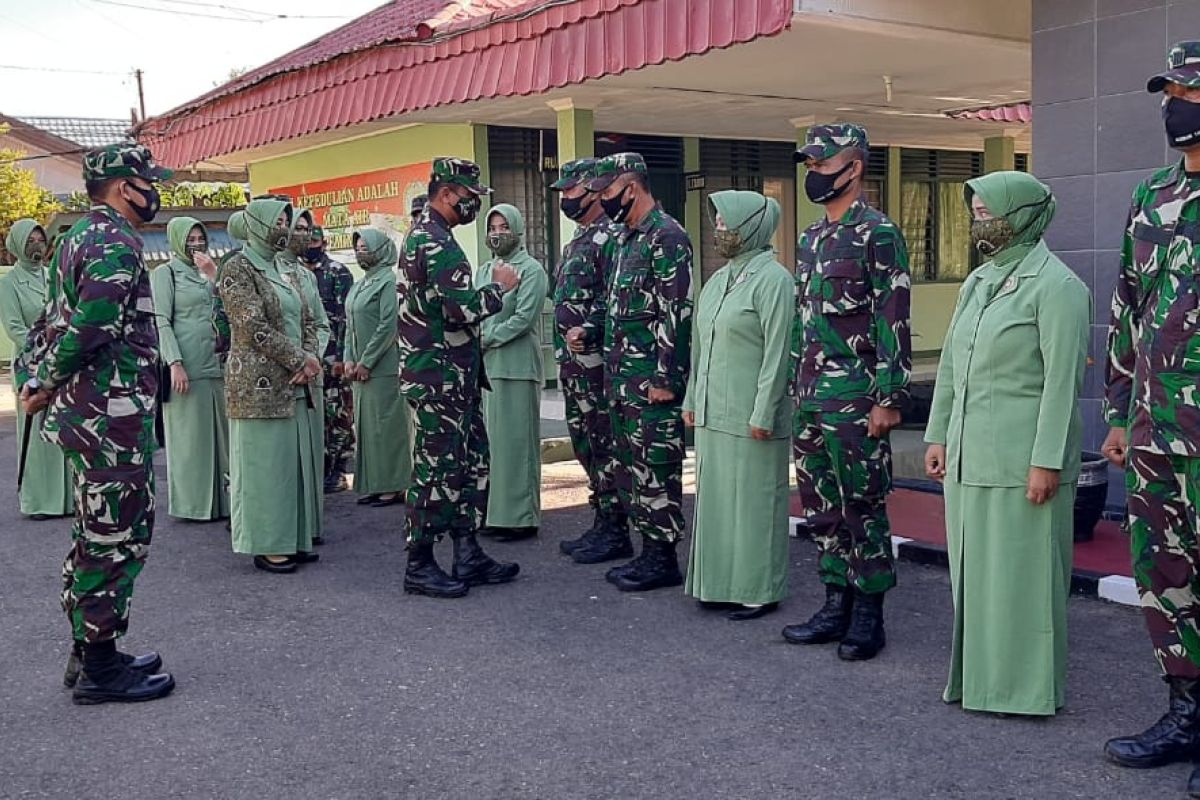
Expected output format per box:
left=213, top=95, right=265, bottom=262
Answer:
left=947, top=102, right=1032, bottom=124
left=139, top=0, right=793, bottom=167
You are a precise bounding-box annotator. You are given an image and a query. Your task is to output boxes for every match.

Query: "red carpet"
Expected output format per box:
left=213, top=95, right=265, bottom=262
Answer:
left=790, top=488, right=1132, bottom=578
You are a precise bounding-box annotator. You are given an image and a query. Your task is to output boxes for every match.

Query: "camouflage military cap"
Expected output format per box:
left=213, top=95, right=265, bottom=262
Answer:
left=410, top=194, right=429, bottom=216
left=551, top=158, right=598, bottom=191
left=794, top=123, right=870, bottom=164
left=586, top=153, right=649, bottom=191
left=82, top=142, right=174, bottom=183
left=1148, top=41, right=1200, bottom=92
left=431, top=157, right=492, bottom=195
left=309, top=225, right=326, bottom=243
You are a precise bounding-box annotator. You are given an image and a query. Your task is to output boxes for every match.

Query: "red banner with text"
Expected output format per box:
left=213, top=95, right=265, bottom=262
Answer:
left=269, top=162, right=431, bottom=251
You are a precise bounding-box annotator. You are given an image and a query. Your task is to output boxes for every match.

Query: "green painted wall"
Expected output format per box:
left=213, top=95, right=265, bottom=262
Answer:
left=249, top=123, right=489, bottom=264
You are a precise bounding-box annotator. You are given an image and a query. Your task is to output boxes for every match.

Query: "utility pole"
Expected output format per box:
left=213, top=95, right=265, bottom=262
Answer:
left=134, top=68, right=146, bottom=122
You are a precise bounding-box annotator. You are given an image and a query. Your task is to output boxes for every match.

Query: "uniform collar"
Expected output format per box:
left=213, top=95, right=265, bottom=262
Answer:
left=630, top=203, right=665, bottom=235
left=92, top=203, right=143, bottom=245
left=1149, top=158, right=1190, bottom=191
left=427, top=208, right=452, bottom=233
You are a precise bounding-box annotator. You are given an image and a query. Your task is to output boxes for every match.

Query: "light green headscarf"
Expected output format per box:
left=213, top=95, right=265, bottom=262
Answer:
left=484, top=204, right=539, bottom=273
left=352, top=227, right=398, bottom=272
left=242, top=198, right=291, bottom=259
left=5, top=218, right=46, bottom=273
left=226, top=210, right=247, bottom=244
left=707, top=190, right=781, bottom=261
left=964, top=171, right=1056, bottom=267
left=166, top=216, right=205, bottom=266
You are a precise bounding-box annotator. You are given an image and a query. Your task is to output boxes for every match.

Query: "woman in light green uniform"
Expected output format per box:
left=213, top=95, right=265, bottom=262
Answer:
left=220, top=198, right=323, bottom=573
left=924, top=172, right=1090, bottom=716
left=277, top=208, right=330, bottom=544
left=682, top=191, right=794, bottom=621
left=0, top=219, right=73, bottom=520
left=150, top=217, right=229, bottom=521
left=344, top=228, right=411, bottom=505
left=476, top=204, right=548, bottom=539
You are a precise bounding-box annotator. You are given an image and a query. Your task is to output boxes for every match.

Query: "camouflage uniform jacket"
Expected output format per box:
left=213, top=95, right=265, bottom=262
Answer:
left=792, top=199, right=912, bottom=411
left=311, top=253, right=353, bottom=364
left=604, top=203, right=693, bottom=402
left=1105, top=160, right=1200, bottom=456
left=29, top=204, right=158, bottom=454
left=397, top=208, right=505, bottom=402
left=555, top=218, right=619, bottom=377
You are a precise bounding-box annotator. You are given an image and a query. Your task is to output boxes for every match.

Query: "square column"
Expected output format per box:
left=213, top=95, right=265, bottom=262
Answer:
left=983, top=135, right=1016, bottom=174
left=684, top=137, right=703, bottom=289
left=549, top=99, right=595, bottom=247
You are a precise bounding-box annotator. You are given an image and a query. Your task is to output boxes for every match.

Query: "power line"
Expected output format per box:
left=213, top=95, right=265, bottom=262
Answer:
left=150, top=0, right=349, bottom=20
left=0, top=64, right=130, bottom=77
left=91, top=0, right=352, bottom=22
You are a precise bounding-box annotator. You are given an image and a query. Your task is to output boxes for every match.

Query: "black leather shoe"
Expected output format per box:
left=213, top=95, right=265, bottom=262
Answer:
left=369, top=494, right=404, bottom=508
left=312, top=536, right=325, bottom=546
left=73, top=669, right=175, bottom=705
left=294, top=551, right=320, bottom=564
left=488, top=526, right=538, bottom=542
left=574, top=524, right=634, bottom=565
left=323, top=472, right=349, bottom=495
left=253, top=556, right=297, bottom=574
left=613, top=537, right=683, bottom=593
left=1105, top=677, right=1200, bottom=768
left=356, top=494, right=381, bottom=505
left=452, top=533, right=520, bottom=586
left=782, top=585, right=854, bottom=645
left=1189, top=764, right=1200, bottom=798
left=727, top=602, right=779, bottom=621
left=404, top=542, right=469, bottom=598
left=64, top=645, right=164, bottom=688
left=560, top=509, right=604, bottom=555
left=838, top=591, right=886, bottom=661
left=697, top=600, right=740, bottom=611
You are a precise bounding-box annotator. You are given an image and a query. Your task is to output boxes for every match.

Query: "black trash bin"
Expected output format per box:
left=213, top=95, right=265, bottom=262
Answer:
left=1074, top=451, right=1109, bottom=543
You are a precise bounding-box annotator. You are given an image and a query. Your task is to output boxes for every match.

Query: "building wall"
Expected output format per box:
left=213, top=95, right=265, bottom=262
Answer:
left=0, top=133, right=82, bottom=197
left=1032, top=0, right=1200, bottom=454
left=249, top=123, right=490, bottom=264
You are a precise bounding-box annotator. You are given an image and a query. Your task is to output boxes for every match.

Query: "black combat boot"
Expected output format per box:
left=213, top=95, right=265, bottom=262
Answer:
left=64, top=641, right=163, bottom=688
left=611, top=536, right=683, bottom=593
left=1190, top=765, right=1200, bottom=799
left=575, top=513, right=634, bottom=565
left=323, top=460, right=349, bottom=494
left=781, top=584, right=854, bottom=645
left=72, top=641, right=175, bottom=705
left=1105, top=677, right=1200, bottom=768
left=837, top=590, right=886, bottom=661
left=559, top=508, right=604, bottom=556
left=404, top=541, right=469, bottom=598
left=452, top=533, right=520, bottom=586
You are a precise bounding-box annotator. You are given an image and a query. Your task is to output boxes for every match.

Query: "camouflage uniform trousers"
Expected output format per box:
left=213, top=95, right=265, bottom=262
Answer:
left=60, top=444, right=155, bottom=644
left=323, top=367, right=356, bottom=474
left=1126, top=448, right=1200, bottom=679
left=792, top=403, right=896, bottom=595
left=609, top=393, right=685, bottom=543
left=404, top=389, right=489, bottom=545
left=561, top=367, right=620, bottom=516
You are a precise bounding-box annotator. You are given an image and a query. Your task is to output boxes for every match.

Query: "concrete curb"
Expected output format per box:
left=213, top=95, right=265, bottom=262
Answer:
left=540, top=437, right=576, bottom=465
left=788, top=515, right=1139, bottom=608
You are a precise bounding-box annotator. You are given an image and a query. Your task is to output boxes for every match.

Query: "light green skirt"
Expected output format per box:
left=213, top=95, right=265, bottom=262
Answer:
left=162, top=377, right=229, bottom=521
left=685, top=427, right=790, bottom=605
left=14, top=397, right=74, bottom=518
left=352, top=376, right=412, bottom=495
left=483, top=378, right=541, bottom=528
left=229, top=397, right=320, bottom=555
left=944, top=479, right=1075, bottom=716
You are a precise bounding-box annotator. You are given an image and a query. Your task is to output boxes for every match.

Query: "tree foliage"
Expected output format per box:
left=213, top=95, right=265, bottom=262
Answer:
left=0, top=125, right=63, bottom=250
left=63, top=182, right=248, bottom=212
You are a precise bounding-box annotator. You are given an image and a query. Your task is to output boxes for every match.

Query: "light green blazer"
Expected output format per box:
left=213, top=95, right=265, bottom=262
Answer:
left=683, top=250, right=795, bottom=439
left=344, top=263, right=400, bottom=377
left=925, top=240, right=1092, bottom=487
left=477, top=255, right=549, bottom=382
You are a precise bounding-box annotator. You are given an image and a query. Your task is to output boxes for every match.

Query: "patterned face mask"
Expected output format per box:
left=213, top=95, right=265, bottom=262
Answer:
left=25, top=240, right=47, bottom=263
left=970, top=217, right=1015, bottom=257
left=487, top=231, right=520, bottom=257
left=270, top=223, right=291, bottom=252
left=287, top=229, right=311, bottom=256
left=714, top=230, right=742, bottom=259
left=357, top=249, right=380, bottom=269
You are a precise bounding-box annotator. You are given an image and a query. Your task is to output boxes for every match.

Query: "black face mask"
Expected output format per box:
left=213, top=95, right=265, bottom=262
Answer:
left=453, top=193, right=482, bottom=225
left=303, top=247, right=323, bottom=262
left=125, top=182, right=160, bottom=222
left=560, top=193, right=592, bottom=221
left=1164, top=97, right=1200, bottom=149
left=804, top=161, right=857, bottom=205
left=601, top=185, right=635, bottom=224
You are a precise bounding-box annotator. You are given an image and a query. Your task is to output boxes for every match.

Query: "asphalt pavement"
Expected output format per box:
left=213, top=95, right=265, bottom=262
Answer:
left=0, top=416, right=1188, bottom=800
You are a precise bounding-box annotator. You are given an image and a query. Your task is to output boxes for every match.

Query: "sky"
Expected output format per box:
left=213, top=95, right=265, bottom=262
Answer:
left=2, top=0, right=388, bottom=119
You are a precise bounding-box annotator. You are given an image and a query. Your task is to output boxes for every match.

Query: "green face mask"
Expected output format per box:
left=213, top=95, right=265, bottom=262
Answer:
left=970, top=217, right=1015, bottom=257
left=357, top=250, right=381, bottom=270
left=487, top=231, right=520, bottom=258
left=714, top=230, right=742, bottom=259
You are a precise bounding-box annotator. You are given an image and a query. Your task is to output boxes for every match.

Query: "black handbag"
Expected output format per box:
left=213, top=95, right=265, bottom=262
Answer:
left=156, top=266, right=175, bottom=405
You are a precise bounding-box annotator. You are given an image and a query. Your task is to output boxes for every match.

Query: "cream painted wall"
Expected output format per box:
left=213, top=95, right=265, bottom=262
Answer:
left=249, top=123, right=489, bottom=265
left=912, top=281, right=961, bottom=359
left=0, top=134, right=82, bottom=196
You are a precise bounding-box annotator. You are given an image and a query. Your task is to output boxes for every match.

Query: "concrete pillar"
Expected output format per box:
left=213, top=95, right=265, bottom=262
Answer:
left=983, top=135, right=1016, bottom=174
left=684, top=136, right=703, bottom=290
left=886, top=145, right=903, bottom=223
left=548, top=99, right=595, bottom=248
left=469, top=123, right=491, bottom=266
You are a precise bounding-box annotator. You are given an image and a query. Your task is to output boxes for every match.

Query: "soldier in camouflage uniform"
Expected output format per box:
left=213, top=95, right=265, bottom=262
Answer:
left=19, top=143, right=175, bottom=704
left=1103, top=44, right=1200, bottom=790
left=301, top=226, right=356, bottom=493
left=781, top=124, right=911, bottom=662
left=397, top=157, right=522, bottom=599
left=586, top=153, right=693, bottom=592
left=549, top=158, right=627, bottom=561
